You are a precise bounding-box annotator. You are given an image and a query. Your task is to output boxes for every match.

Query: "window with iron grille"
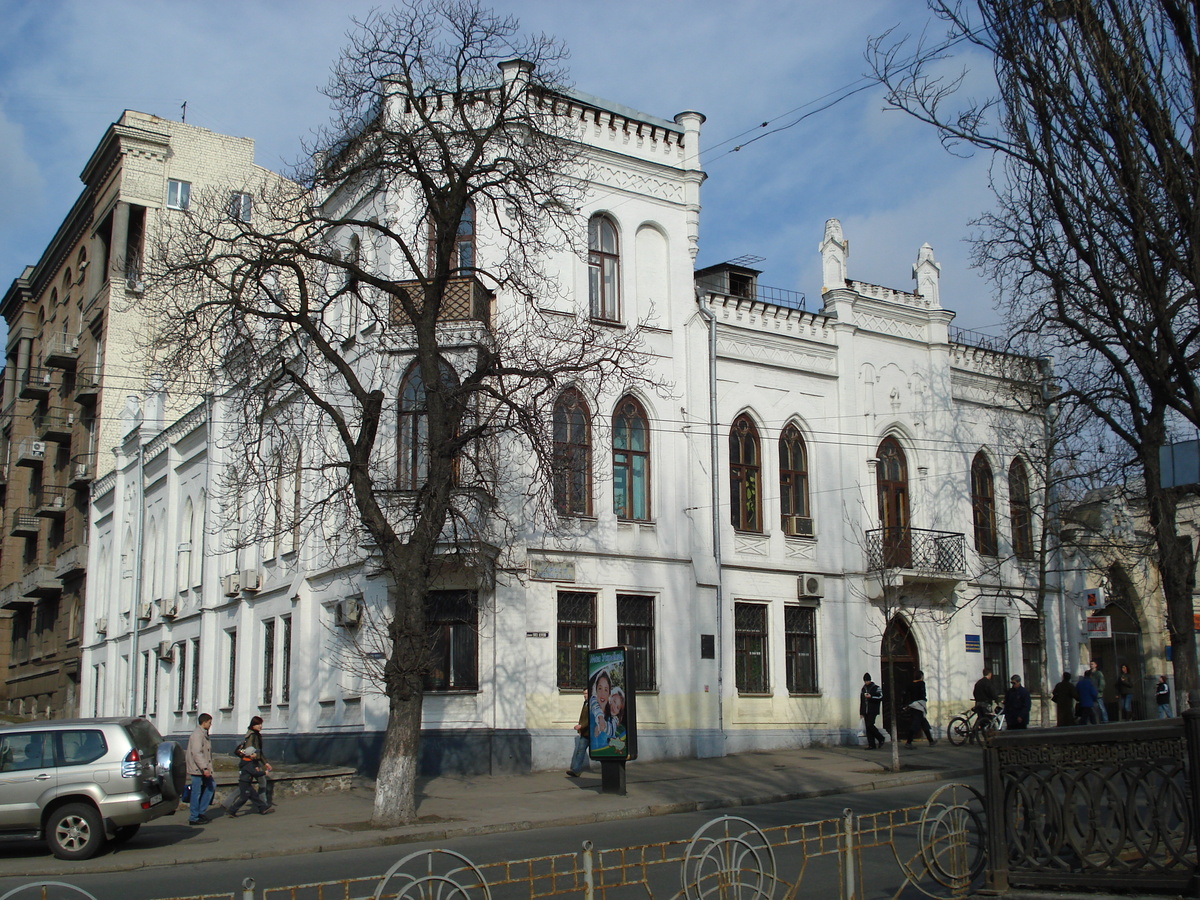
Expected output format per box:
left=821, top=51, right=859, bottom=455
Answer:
left=557, top=591, right=596, bottom=689
left=982, top=616, right=1008, bottom=684
left=176, top=641, right=187, bottom=711
left=784, top=606, right=817, bottom=694
left=617, top=594, right=655, bottom=691
left=1021, top=618, right=1043, bottom=694
left=734, top=602, right=769, bottom=693
left=281, top=616, right=292, bottom=704
left=190, top=638, right=201, bottom=711
left=424, top=591, right=478, bottom=692
left=262, top=619, right=275, bottom=706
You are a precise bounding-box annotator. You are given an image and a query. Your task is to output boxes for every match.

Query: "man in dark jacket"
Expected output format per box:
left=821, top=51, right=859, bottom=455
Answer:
left=973, top=669, right=1002, bottom=727
left=1156, top=675, right=1172, bottom=718
left=1004, top=675, right=1032, bottom=729
left=860, top=673, right=886, bottom=749
left=1077, top=670, right=1100, bottom=724
left=1051, top=672, right=1077, bottom=726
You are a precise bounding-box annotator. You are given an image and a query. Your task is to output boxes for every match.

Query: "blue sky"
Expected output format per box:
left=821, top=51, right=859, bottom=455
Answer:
left=0, top=0, right=1003, bottom=333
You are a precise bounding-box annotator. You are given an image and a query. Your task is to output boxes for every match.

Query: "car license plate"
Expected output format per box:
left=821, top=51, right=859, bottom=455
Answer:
left=149, top=794, right=162, bottom=805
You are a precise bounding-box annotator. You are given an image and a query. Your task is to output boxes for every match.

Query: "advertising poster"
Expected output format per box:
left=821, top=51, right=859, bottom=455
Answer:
left=587, top=646, right=637, bottom=761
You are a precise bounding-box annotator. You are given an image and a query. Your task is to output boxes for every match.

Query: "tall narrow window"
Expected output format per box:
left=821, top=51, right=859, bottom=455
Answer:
left=617, top=594, right=656, bottom=691
left=730, top=415, right=762, bottom=532
left=424, top=591, right=478, bottom=692
left=176, top=642, right=187, bottom=711
left=553, top=388, right=592, bottom=516
left=588, top=215, right=620, bottom=321
left=982, top=616, right=1008, bottom=684
left=281, top=617, right=292, bottom=704
left=1009, top=458, right=1034, bottom=559
left=876, top=437, right=911, bottom=567
left=190, top=638, right=201, bottom=711
left=397, top=359, right=458, bottom=489
left=167, top=179, right=191, bottom=210
left=141, top=650, right=151, bottom=716
left=785, top=606, right=817, bottom=693
left=779, top=424, right=811, bottom=535
left=612, top=396, right=650, bottom=521
left=262, top=619, right=276, bottom=706
left=972, top=452, right=998, bottom=556
left=557, top=591, right=596, bottom=689
left=226, top=629, right=238, bottom=708
left=734, top=602, right=768, bottom=693
left=1021, top=618, right=1043, bottom=694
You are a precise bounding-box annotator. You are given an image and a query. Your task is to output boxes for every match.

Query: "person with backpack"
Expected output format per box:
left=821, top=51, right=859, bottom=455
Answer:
left=240, top=716, right=273, bottom=806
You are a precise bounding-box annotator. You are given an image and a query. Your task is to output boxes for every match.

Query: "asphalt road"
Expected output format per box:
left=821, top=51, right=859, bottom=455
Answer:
left=0, top=776, right=984, bottom=900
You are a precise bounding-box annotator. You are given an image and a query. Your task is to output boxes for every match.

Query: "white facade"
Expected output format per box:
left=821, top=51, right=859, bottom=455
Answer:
left=81, top=88, right=1055, bottom=771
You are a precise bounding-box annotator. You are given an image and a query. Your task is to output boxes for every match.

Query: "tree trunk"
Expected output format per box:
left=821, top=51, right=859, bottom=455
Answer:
left=372, top=691, right=424, bottom=826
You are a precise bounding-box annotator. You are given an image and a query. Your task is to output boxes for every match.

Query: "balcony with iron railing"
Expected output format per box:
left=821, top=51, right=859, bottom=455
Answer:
left=865, top=526, right=967, bottom=583
left=36, top=485, right=70, bottom=518
left=696, top=273, right=809, bottom=314
left=43, top=334, right=80, bottom=370
left=14, top=439, right=46, bottom=468
left=73, top=366, right=100, bottom=405
left=18, top=365, right=52, bottom=400
left=390, top=276, right=493, bottom=327
left=34, top=406, right=73, bottom=442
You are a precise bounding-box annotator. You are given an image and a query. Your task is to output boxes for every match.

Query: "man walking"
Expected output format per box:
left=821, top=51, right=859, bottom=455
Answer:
left=860, top=673, right=887, bottom=749
left=1089, top=660, right=1109, bottom=723
left=186, top=713, right=216, bottom=826
left=1156, top=675, right=1172, bottom=718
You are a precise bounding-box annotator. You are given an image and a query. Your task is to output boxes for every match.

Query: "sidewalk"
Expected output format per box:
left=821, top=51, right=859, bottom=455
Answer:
left=0, top=740, right=984, bottom=876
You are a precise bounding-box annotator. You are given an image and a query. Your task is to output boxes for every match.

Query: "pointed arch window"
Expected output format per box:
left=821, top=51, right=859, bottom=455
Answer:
left=972, top=452, right=998, bottom=557
left=779, top=423, right=810, bottom=536
left=398, top=359, right=458, bottom=489
left=730, top=415, right=762, bottom=532
left=1009, top=458, right=1034, bottom=559
left=553, top=388, right=592, bottom=517
left=588, top=215, right=620, bottom=322
left=612, top=395, right=649, bottom=521
left=876, top=437, right=911, bottom=567
left=427, top=202, right=476, bottom=274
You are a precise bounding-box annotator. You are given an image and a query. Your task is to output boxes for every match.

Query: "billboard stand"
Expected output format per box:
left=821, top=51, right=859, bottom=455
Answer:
left=601, top=759, right=626, bottom=795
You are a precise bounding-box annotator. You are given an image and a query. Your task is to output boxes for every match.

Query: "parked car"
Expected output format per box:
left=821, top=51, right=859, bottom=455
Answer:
left=0, top=717, right=185, bottom=859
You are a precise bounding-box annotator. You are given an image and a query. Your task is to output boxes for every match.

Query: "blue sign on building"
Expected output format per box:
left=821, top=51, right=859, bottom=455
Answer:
left=965, top=634, right=981, bottom=653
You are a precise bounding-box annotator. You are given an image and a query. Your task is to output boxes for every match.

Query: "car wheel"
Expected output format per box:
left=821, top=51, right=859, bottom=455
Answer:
left=156, top=741, right=186, bottom=800
left=47, top=802, right=105, bottom=860
left=112, top=824, right=140, bottom=844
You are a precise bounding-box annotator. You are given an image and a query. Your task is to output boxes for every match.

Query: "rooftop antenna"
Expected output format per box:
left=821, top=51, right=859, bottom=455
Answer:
left=181, top=101, right=187, bottom=123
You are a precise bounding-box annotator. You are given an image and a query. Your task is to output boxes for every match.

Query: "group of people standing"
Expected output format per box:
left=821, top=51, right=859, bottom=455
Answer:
left=185, top=714, right=276, bottom=824
left=1053, top=661, right=1172, bottom=725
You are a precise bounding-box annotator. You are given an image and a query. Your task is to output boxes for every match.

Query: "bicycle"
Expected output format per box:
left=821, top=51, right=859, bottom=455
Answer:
left=947, top=702, right=1005, bottom=745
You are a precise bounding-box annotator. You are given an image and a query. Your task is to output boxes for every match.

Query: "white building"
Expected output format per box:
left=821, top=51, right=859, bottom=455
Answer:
left=81, top=85, right=1055, bottom=771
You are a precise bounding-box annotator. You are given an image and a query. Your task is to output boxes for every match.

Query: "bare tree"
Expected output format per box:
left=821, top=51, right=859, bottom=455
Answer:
left=141, top=1, right=659, bottom=825
left=869, top=0, right=1200, bottom=699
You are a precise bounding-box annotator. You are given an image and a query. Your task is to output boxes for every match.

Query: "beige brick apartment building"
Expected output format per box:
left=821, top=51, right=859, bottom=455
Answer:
left=1, top=111, right=272, bottom=717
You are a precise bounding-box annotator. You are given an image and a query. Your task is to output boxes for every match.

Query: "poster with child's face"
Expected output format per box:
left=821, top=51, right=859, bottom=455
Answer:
left=587, top=646, right=637, bottom=761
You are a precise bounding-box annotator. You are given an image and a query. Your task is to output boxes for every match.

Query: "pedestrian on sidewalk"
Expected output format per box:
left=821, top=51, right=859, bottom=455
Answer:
left=1156, top=675, right=1172, bottom=718
left=1089, top=660, right=1109, bottom=723
left=1116, top=665, right=1134, bottom=720
left=1077, top=670, right=1100, bottom=724
left=227, top=747, right=275, bottom=817
left=1004, top=675, right=1031, bottom=730
left=567, top=689, right=589, bottom=777
left=1052, top=672, right=1077, bottom=726
left=904, top=671, right=936, bottom=747
left=186, top=713, right=216, bottom=825
left=972, top=668, right=1002, bottom=739
left=860, top=673, right=886, bottom=749
left=241, top=715, right=274, bottom=806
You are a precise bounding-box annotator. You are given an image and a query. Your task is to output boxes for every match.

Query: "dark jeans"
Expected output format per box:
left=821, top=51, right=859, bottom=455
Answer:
left=864, top=713, right=887, bottom=748
left=228, top=780, right=270, bottom=815
left=908, top=710, right=934, bottom=744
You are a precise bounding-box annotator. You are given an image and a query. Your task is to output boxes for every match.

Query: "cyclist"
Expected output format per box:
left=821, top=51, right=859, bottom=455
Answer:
left=972, top=668, right=1002, bottom=737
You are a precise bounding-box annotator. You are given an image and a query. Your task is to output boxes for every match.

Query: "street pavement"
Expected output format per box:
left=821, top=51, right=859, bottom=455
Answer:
left=0, top=739, right=984, bottom=877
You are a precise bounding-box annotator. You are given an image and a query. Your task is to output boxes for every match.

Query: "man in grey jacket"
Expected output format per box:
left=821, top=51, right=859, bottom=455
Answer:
left=186, top=713, right=215, bottom=825
left=1089, top=660, right=1109, bottom=723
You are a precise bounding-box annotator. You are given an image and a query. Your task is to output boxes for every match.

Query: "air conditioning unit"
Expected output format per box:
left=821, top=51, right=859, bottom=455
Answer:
left=222, top=572, right=242, bottom=597
left=335, top=598, right=364, bottom=628
left=126, top=277, right=145, bottom=294
left=137, top=600, right=155, bottom=620
left=797, top=573, right=826, bottom=599
left=156, top=640, right=174, bottom=660
left=30, top=441, right=46, bottom=456
left=73, top=463, right=90, bottom=480
left=782, top=515, right=814, bottom=538
left=159, top=598, right=179, bottom=618
left=240, top=570, right=262, bottom=592
left=95, top=617, right=108, bottom=635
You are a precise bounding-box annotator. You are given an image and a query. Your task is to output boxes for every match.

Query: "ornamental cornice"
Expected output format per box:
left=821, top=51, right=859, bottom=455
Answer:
left=588, top=161, right=684, bottom=203
left=715, top=333, right=837, bottom=376
left=855, top=312, right=925, bottom=342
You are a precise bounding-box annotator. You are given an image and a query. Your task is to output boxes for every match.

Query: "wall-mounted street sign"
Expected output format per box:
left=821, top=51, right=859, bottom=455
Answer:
left=529, top=558, right=576, bottom=582
left=526, top=631, right=549, bottom=638
left=1085, top=616, right=1112, bottom=639
left=965, top=634, right=981, bottom=653
left=1085, top=587, right=1105, bottom=609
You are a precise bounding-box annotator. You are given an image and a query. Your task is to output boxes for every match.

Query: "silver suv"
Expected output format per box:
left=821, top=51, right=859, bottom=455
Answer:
left=0, top=717, right=185, bottom=859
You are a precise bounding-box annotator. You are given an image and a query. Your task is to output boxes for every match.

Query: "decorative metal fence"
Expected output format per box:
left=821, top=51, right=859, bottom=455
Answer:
left=983, top=714, right=1199, bottom=893
left=1, top=785, right=987, bottom=900
left=864, top=528, right=966, bottom=575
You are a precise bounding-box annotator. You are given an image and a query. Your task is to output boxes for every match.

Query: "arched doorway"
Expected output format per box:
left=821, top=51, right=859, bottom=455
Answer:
left=1089, top=565, right=1146, bottom=720
left=881, top=615, right=920, bottom=731
left=877, top=437, right=912, bottom=568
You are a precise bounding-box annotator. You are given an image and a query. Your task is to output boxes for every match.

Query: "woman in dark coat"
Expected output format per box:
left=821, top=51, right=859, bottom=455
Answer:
left=1051, top=672, right=1077, bottom=726
left=905, top=671, right=936, bottom=747
left=241, top=715, right=274, bottom=806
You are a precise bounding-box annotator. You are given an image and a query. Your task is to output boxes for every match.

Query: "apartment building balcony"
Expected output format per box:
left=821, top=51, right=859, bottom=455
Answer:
left=0, top=582, right=34, bottom=610
left=36, top=486, right=69, bottom=518
left=21, top=565, right=61, bottom=599
left=69, top=453, right=96, bottom=488
left=43, top=335, right=80, bottom=370
left=18, top=366, right=52, bottom=400
left=390, top=276, right=493, bottom=327
left=14, top=439, right=47, bottom=468
left=864, top=526, right=967, bottom=586
left=0, top=461, right=6, bottom=486
left=73, top=367, right=100, bottom=405
left=10, top=508, right=40, bottom=537
left=54, top=545, right=87, bottom=580
left=34, top=407, right=74, bottom=442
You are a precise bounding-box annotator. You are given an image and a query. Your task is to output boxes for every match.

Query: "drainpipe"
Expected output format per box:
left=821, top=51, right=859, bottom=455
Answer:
left=129, top=438, right=145, bottom=717
left=696, top=290, right=724, bottom=741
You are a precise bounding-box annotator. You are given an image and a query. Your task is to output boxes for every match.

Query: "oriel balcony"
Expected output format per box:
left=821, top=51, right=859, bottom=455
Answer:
left=14, top=439, right=46, bottom=468
left=43, top=335, right=80, bottom=370
left=865, top=526, right=967, bottom=585
left=10, top=508, right=39, bottom=537
left=18, top=366, right=52, bottom=400
left=74, top=367, right=100, bottom=405
left=36, top=485, right=70, bottom=518
left=34, top=407, right=74, bottom=442
left=390, top=276, right=492, bottom=327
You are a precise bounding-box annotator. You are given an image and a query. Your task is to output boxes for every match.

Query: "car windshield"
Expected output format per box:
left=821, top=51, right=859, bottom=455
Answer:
left=126, top=719, right=163, bottom=756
